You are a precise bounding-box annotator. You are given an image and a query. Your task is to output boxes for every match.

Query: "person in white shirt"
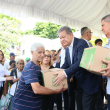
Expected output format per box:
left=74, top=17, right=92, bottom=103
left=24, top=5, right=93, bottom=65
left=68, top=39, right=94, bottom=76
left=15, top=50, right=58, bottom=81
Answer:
left=51, top=50, right=57, bottom=67
left=4, top=52, right=16, bottom=70
left=8, top=58, right=24, bottom=110
left=0, top=50, right=14, bottom=99
left=99, top=14, right=110, bottom=110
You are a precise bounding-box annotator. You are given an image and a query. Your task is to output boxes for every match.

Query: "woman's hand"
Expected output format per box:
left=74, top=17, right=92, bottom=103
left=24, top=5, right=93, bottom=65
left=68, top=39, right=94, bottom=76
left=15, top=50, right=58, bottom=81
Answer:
left=6, top=76, right=14, bottom=81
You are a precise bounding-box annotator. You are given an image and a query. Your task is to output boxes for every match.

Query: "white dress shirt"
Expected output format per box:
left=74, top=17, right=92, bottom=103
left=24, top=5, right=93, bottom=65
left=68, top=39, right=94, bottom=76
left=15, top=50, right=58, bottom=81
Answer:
left=60, top=48, right=65, bottom=67
left=68, top=38, right=74, bottom=64
left=0, top=63, right=10, bottom=87
left=4, top=60, right=11, bottom=70
left=53, top=60, right=57, bottom=67
left=64, top=38, right=74, bottom=77
left=103, top=38, right=110, bottom=94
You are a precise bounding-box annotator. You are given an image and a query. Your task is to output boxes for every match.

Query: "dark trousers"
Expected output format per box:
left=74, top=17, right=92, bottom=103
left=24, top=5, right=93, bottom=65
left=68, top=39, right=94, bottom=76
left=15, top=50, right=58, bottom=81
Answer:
left=76, top=82, right=98, bottom=110
left=49, top=93, right=62, bottom=110
left=67, top=80, right=75, bottom=110
left=63, top=78, right=75, bottom=110
left=54, top=94, right=62, bottom=110
left=63, top=90, right=68, bottom=110
left=95, top=90, right=103, bottom=110
left=42, top=95, right=51, bottom=110
left=0, top=87, right=4, bottom=99
left=107, top=94, right=110, bottom=110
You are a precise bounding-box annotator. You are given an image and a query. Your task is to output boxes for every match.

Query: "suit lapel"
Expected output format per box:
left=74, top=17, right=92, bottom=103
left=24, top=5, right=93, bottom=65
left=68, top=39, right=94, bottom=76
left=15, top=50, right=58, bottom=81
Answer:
left=72, top=37, right=77, bottom=64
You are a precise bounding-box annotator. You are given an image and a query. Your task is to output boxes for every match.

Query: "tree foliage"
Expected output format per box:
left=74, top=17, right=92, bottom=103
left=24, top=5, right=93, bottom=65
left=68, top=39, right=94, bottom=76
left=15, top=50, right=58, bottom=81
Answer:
left=24, top=22, right=77, bottom=39
left=0, top=14, right=22, bottom=58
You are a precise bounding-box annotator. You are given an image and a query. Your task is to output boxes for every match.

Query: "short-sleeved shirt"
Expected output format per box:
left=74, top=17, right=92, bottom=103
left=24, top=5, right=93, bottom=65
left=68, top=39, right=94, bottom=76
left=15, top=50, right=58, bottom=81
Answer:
left=12, top=61, right=42, bottom=110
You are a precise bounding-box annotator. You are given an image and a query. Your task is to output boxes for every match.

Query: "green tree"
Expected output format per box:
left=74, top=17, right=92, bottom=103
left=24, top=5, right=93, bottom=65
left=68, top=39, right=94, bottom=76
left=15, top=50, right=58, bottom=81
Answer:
left=0, top=14, right=22, bottom=59
left=24, top=30, right=34, bottom=35
left=24, top=22, right=77, bottom=39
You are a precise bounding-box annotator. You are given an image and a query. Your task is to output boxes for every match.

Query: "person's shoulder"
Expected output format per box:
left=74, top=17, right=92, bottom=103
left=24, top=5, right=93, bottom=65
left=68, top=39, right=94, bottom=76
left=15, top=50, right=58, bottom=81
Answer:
left=5, top=60, right=10, bottom=64
left=0, top=63, right=5, bottom=69
left=11, top=68, right=17, bottom=72
left=75, top=37, right=88, bottom=46
left=24, top=61, right=40, bottom=70
left=75, top=37, right=86, bottom=42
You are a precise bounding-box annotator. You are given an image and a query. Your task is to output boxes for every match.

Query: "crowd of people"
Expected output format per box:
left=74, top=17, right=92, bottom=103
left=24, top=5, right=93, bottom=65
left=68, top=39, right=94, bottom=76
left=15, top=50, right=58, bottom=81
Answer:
left=0, top=14, right=110, bottom=110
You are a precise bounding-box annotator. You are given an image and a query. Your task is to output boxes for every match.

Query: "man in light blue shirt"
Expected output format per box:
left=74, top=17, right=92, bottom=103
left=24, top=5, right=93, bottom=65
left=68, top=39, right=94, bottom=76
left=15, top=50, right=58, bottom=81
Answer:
left=99, top=14, right=110, bottom=110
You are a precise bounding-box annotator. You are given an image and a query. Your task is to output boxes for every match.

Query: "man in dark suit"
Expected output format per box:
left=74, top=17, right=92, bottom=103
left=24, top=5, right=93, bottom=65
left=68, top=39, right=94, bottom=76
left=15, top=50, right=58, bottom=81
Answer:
left=53, top=26, right=101, bottom=110
left=81, top=27, right=103, bottom=110
left=56, top=43, right=75, bottom=110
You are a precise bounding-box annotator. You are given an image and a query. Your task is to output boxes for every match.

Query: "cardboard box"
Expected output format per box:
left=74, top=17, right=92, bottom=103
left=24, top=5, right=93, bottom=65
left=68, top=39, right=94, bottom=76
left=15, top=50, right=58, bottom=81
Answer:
left=80, top=46, right=110, bottom=75
left=41, top=68, right=68, bottom=90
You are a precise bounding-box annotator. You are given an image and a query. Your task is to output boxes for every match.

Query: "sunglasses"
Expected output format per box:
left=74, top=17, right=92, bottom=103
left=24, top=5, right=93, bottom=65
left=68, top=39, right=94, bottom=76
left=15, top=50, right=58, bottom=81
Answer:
left=44, top=54, right=51, bottom=58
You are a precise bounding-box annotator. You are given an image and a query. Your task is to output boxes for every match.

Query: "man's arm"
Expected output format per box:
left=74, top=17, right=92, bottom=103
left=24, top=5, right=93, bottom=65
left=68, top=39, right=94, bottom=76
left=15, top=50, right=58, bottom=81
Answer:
left=53, top=41, right=88, bottom=85
left=64, top=42, right=88, bottom=79
left=31, top=82, right=66, bottom=95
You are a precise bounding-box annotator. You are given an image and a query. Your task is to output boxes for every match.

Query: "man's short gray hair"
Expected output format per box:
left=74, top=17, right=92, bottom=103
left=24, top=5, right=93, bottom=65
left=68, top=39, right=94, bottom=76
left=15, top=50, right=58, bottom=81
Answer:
left=101, top=14, right=110, bottom=23
left=58, top=26, right=72, bottom=34
left=81, top=27, right=89, bottom=36
left=30, top=42, right=45, bottom=52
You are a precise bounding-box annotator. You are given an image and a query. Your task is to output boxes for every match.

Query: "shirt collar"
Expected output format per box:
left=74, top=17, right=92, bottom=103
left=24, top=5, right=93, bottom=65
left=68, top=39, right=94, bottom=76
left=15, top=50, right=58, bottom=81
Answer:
left=82, top=38, right=89, bottom=43
left=17, top=68, right=21, bottom=73
left=68, top=37, right=74, bottom=48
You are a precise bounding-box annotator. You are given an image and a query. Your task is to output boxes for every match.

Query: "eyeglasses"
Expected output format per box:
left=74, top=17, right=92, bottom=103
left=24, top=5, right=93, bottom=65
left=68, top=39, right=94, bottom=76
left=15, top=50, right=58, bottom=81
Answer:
left=44, top=54, right=51, bottom=58
left=87, top=31, right=93, bottom=35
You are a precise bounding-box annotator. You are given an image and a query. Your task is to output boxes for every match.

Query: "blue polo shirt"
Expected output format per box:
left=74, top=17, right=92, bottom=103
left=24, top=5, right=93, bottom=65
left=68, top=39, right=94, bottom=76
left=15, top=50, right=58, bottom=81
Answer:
left=12, top=61, right=42, bottom=110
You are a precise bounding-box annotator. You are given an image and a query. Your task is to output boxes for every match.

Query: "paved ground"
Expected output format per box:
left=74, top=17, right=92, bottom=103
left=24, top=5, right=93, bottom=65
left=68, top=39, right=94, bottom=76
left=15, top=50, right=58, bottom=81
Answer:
left=53, top=102, right=77, bottom=110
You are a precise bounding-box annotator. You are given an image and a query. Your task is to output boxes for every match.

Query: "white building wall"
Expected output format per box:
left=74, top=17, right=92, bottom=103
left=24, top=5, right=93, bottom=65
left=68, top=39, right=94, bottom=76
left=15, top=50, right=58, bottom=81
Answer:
left=19, top=35, right=61, bottom=60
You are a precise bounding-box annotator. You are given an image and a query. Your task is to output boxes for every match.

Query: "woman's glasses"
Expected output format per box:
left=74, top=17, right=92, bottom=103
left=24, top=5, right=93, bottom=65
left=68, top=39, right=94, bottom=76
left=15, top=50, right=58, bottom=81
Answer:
left=44, top=54, right=51, bottom=58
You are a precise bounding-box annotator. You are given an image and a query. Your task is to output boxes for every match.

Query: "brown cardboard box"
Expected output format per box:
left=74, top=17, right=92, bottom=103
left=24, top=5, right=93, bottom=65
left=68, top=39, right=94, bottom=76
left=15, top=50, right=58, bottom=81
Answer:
left=80, top=46, right=110, bottom=75
left=41, top=68, right=68, bottom=90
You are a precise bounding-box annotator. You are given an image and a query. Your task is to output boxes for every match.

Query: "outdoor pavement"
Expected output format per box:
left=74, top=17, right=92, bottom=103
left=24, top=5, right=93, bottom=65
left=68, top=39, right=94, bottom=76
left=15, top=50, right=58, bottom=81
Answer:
left=53, top=102, right=77, bottom=110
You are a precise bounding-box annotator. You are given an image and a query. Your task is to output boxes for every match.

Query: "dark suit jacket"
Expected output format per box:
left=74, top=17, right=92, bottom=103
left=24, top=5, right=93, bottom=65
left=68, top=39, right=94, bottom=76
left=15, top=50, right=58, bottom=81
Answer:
left=61, top=37, right=101, bottom=95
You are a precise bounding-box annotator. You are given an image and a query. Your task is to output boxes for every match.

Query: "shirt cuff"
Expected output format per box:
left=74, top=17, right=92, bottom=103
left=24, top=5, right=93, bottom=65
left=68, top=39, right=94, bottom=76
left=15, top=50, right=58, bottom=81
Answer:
left=63, top=71, right=67, bottom=78
left=0, top=77, right=6, bottom=81
left=102, top=76, right=107, bottom=78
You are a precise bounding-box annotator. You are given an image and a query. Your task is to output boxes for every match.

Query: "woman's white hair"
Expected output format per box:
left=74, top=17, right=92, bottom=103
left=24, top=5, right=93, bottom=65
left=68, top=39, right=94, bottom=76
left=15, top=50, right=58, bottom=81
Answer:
left=30, top=42, right=45, bottom=52
left=16, top=58, right=24, bottom=64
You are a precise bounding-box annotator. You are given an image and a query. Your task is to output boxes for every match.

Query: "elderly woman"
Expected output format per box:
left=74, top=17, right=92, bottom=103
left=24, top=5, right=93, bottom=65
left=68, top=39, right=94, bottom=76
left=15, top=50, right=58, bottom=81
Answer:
left=12, top=43, right=65, bottom=110
left=8, top=58, right=24, bottom=110
left=0, top=50, right=13, bottom=99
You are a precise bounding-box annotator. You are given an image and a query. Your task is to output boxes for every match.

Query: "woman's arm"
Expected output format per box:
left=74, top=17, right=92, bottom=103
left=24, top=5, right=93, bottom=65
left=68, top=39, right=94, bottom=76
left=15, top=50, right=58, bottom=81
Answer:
left=12, top=77, right=20, bottom=83
left=0, top=76, right=13, bottom=81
